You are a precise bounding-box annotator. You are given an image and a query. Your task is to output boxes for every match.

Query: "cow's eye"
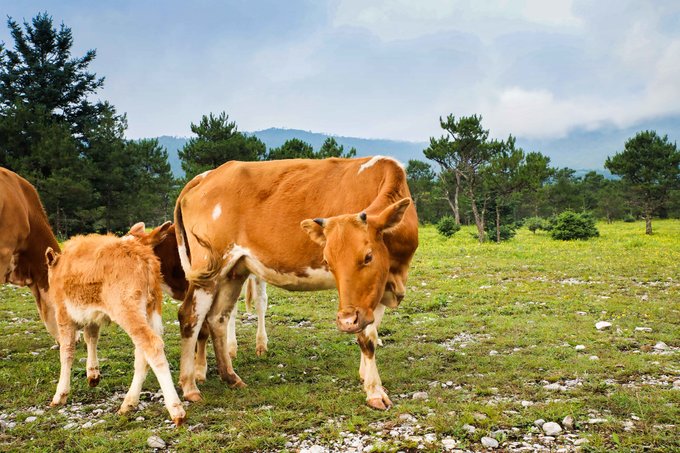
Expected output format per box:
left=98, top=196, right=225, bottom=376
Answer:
left=364, top=252, right=373, bottom=265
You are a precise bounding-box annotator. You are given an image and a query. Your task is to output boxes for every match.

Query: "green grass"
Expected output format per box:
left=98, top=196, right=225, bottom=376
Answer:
left=1, top=220, right=678, bottom=452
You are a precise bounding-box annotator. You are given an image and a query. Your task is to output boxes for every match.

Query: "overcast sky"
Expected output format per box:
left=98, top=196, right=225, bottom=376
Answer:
left=2, top=0, right=679, bottom=142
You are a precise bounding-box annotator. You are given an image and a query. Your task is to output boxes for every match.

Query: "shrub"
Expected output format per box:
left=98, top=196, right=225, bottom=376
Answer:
left=436, top=216, right=461, bottom=237
left=486, top=223, right=518, bottom=242
left=623, top=214, right=636, bottom=223
left=550, top=211, right=599, bottom=241
left=525, top=216, right=550, bottom=233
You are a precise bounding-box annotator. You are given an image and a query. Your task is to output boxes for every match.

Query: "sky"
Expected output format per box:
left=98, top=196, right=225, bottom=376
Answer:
left=1, top=0, right=680, bottom=143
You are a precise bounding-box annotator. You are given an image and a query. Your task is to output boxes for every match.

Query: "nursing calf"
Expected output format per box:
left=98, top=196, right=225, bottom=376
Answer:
left=44, top=234, right=185, bottom=425
left=126, top=222, right=268, bottom=381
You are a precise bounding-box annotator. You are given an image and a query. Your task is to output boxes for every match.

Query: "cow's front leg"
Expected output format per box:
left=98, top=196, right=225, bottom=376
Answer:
left=83, top=323, right=101, bottom=387
left=357, top=304, right=390, bottom=410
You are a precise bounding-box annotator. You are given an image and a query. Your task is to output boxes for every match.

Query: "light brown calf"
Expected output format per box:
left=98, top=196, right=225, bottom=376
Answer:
left=126, top=222, right=268, bottom=381
left=44, top=234, right=186, bottom=425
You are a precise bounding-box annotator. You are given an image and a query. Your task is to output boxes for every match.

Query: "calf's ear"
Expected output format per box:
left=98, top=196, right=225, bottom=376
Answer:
left=45, top=247, right=59, bottom=267
left=376, top=198, right=411, bottom=232
left=128, top=222, right=145, bottom=236
left=301, top=218, right=327, bottom=247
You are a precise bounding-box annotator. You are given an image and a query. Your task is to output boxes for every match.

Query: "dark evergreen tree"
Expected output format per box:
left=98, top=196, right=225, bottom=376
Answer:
left=267, top=138, right=315, bottom=160
left=318, top=137, right=356, bottom=158
left=605, top=130, right=680, bottom=234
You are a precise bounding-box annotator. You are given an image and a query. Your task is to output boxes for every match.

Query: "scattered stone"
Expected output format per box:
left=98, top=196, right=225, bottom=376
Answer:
left=635, top=327, right=652, bottom=332
left=589, top=355, right=599, bottom=361
left=412, top=391, right=429, bottom=400
left=424, top=433, right=437, bottom=443
left=63, top=422, right=77, bottom=430
left=542, top=422, right=562, bottom=436
left=595, top=321, right=612, bottom=330
left=574, top=345, right=586, bottom=351
left=521, top=400, right=534, bottom=407
left=304, top=446, right=326, bottom=453
left=442, top=438, right=457, bottom=450
left=473, top=412, right=488, bottom=422
left=33, top=409, right=45, bottom=416
left=481, top=436, right=499, bottom=449
left=399, top=413, right=417, bottom=423
left=622, top=420, right=635, bottom=431
left=489, top=350, right=498, bottom=356
left=544, top=383, right=566, bottom=391
left=135, top=416, right=145, bottom=421
left=147, top=435, right=166, bottom=449
left=81, top=421, right=93, bottom=429
left=50, top=344, right=60, bottom=350
left=653, top=342, right=669, bottom=351
left=534, top=419, right=546, bottom=428
left=462, top=424, right=476, bottom=434
left=576, top=311, right=587, bottom=316
left=588, top=418, right=607, bottom=424
left=574, top=438, right=589, bottom=446
left=673, top=380, right=680, bottom=389
left=562, top=415, right=575, bottom=430
left=24, top=416, right=37, bottom=423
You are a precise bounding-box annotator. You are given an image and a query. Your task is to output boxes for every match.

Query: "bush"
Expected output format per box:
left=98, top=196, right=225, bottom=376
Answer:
left=486, top=223, right=518, bottom=242
left=525, top=216, right=550, bottom=233
left=623, top=214, right=636, bottom=223
left=436, top=216, right=461, bottom=237
left=550, top=211, right=599, bottom=241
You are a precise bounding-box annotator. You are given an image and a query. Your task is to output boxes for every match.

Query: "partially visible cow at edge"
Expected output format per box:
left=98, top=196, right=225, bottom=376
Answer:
left=0, top=167, right=60, bottom=340
left=126, top=222, right=268, bottom=382
left=44, top=234, right=186, bottom=425
left=174, top=156, right=418, bottom=409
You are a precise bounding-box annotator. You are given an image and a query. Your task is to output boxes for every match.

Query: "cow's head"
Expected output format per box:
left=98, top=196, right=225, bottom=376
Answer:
left=125, top=221, right=173, bottom=248
left=301, top=198, right=411, bottom=333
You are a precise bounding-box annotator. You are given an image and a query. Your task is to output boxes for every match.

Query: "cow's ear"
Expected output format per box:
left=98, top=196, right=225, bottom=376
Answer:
left=301, top=218, right=327, bottom=247
left=154, top=221, right=173, bottom=242
left=128, top=222, right=145, bottom=236
left=376, top=198, right=411, bottom=232
left=45, top=247, right=59, bottom=267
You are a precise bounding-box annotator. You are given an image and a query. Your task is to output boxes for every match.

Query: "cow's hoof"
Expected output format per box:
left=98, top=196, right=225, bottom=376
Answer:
left=172, top=408, right=187, bottom=426
left=183, top=391, right=202, bottom=402
left=228, top=347, right=238, bottom=359
left=367, top=397, right=389, bottom=410
left=87, top=375, right=101, bottom=387
left=117, top=403, right=137, bottom=415
left=229, top=379, right=247, bottom=389
left=195, top=371, right=207, bottom=383
left=256, top=344, right=268, bottom=357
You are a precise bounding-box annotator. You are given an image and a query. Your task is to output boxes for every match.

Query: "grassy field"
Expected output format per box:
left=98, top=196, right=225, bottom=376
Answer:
left=0, top=220, right=678, bottom=452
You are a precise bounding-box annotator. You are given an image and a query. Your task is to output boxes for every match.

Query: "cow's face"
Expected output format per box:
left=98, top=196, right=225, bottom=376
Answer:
left=301, top=198, right=411, bottom=333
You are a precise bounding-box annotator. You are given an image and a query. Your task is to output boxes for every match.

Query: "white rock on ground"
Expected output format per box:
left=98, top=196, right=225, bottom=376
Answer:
left=147, top=435, right=166, bottom=449
left=574, top=438, right=589, bottom=446
left=653, top=342, right=669, bottom=351
left=595, top=321, right=612, bottom=330
left=534, top=419, right=546, bottom=428
left=634, top=327, right=652, bottom=332
left=673, top=380, right=680, bottom=389
left=442, top=438, right=457, bottom=450
left=412, top=391, right=429, bottom=400
left=462, top=424, right=476, bottom=434
left=481, top=436, right=499, bottom=449
left=542, top=422, right=562, bottom=436
left=589, top=355, right=599, bottom=361
left=562, top=415, right=575, bottom=430
left=24, top=416, right=37, bottom=423
left=521, top=400, right=534, bottom=407
left=588, top=418, right=607, bottom=424
left=574, top=345, right=586, bottom=351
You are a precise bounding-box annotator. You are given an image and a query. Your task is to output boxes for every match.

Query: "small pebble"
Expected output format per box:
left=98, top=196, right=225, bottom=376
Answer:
left=412, top=391, right=428, bottom=400
left=653, top=342, right=668, bottom=351
left=542, top=421, right=562, bottom=436
left=574, top=438, right=589, bottom=446
left=595, top=321, right=612, bottom=330
left=462, top=424, right=476, bottom=434
left=24, top=416, right=37, bottom=423
left=147, top=435, right=166, bottom=449
left=574, top=345, right=585, bottom=351
left=562, top=415, right=575, bottom=430
left=589, top=355, right=599, bottom=361
left=534, top=419, right=545, bottom=428
left=481, top=436, right=499, bottom=449
left=634, top=327, right=652, bottom=332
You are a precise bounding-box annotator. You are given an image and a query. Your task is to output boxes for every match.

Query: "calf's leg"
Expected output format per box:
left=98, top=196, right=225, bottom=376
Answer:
left=83, top=323, right=101, bottom=387
left=51, top=320, right=78, bottom=407
left=118, top=346, right=148, bottom=414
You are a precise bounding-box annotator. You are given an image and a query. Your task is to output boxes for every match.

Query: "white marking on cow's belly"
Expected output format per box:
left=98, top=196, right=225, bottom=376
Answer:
left=358, top=155, right=405, bottom=174
left=227, top=244, right=335, bottom=290
left=212, top=203, right=222, bottom=220
left=65, top=303, right=110, bottom=327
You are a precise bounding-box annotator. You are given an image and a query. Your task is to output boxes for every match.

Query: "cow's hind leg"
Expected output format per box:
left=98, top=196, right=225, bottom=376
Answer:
left=51, top=319, right=78, bottom=407
left=357, top=304, right=391, bottom=410
left=254, top=278, right=269, bottom=356
left=194, top=321, right=209, bottom=383
left=83, top=324, right=101, bottom=387
left=178, top=285, right=213, bottom=401
left=207, top=278, right=246, bottom=388
left=226, top=302, right=238, bottom=359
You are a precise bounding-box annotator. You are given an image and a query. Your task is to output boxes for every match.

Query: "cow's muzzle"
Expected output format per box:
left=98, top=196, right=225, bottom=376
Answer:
left=336, top=308, right=373, bottom=333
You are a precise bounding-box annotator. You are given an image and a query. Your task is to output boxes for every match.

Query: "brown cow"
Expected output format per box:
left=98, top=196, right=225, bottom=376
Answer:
left=174, top=156, right=418, bottom=409
left=0, top=167, right=60, bottom=340
left=125, top=222, right=268, bottom=382
left=44, top=234, right=186, bottom=425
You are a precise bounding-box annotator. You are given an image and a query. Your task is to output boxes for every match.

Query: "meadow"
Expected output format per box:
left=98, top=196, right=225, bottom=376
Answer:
left=0, top=221, right=678, bottom=452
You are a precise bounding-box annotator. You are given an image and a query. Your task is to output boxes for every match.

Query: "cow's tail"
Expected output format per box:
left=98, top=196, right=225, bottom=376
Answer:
left=184, top=232, right=225, bottom=289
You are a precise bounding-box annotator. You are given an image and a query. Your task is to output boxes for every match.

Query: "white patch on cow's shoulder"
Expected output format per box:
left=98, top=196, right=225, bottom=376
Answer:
left=358, top=155, right=405, bottom=174
left=212, top=203, right=222, bottom=220
left=196, top=170, right=211, bottom=179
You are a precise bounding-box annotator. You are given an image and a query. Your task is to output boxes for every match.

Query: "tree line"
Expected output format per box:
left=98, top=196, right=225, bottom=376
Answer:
left=1, top=14, right=679, bottom=240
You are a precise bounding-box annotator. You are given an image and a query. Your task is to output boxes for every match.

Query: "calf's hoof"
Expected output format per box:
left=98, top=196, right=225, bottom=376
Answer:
left=87, top=375, right=101, bottom=387
left=117, top=402, right=137, bottom=415
left=366, top=388, right=393, bottom=411
left=256, top=344, right=268, bottom=357
left=229, top=379, right=247, bottom=389
left=195, top=371, right=207, bottom=383
left=173, top=414, right=187, bottom=426
left=183, top=390, right=202, bottom=402
left=228, top=347, right=238, bottom=359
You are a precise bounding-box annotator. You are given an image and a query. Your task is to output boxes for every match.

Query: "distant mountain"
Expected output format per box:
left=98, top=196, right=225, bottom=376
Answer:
left=154, top=116, right=680, bottom=178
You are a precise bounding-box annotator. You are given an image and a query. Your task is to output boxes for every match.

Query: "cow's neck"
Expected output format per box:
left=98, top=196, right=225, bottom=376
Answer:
left=17, top=211, right=60, bottom=292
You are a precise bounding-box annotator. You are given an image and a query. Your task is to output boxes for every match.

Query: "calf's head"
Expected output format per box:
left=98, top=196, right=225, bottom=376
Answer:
left=301, top=198, right=411, bottom=333
left=125, top=221, right=173, bottom=247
